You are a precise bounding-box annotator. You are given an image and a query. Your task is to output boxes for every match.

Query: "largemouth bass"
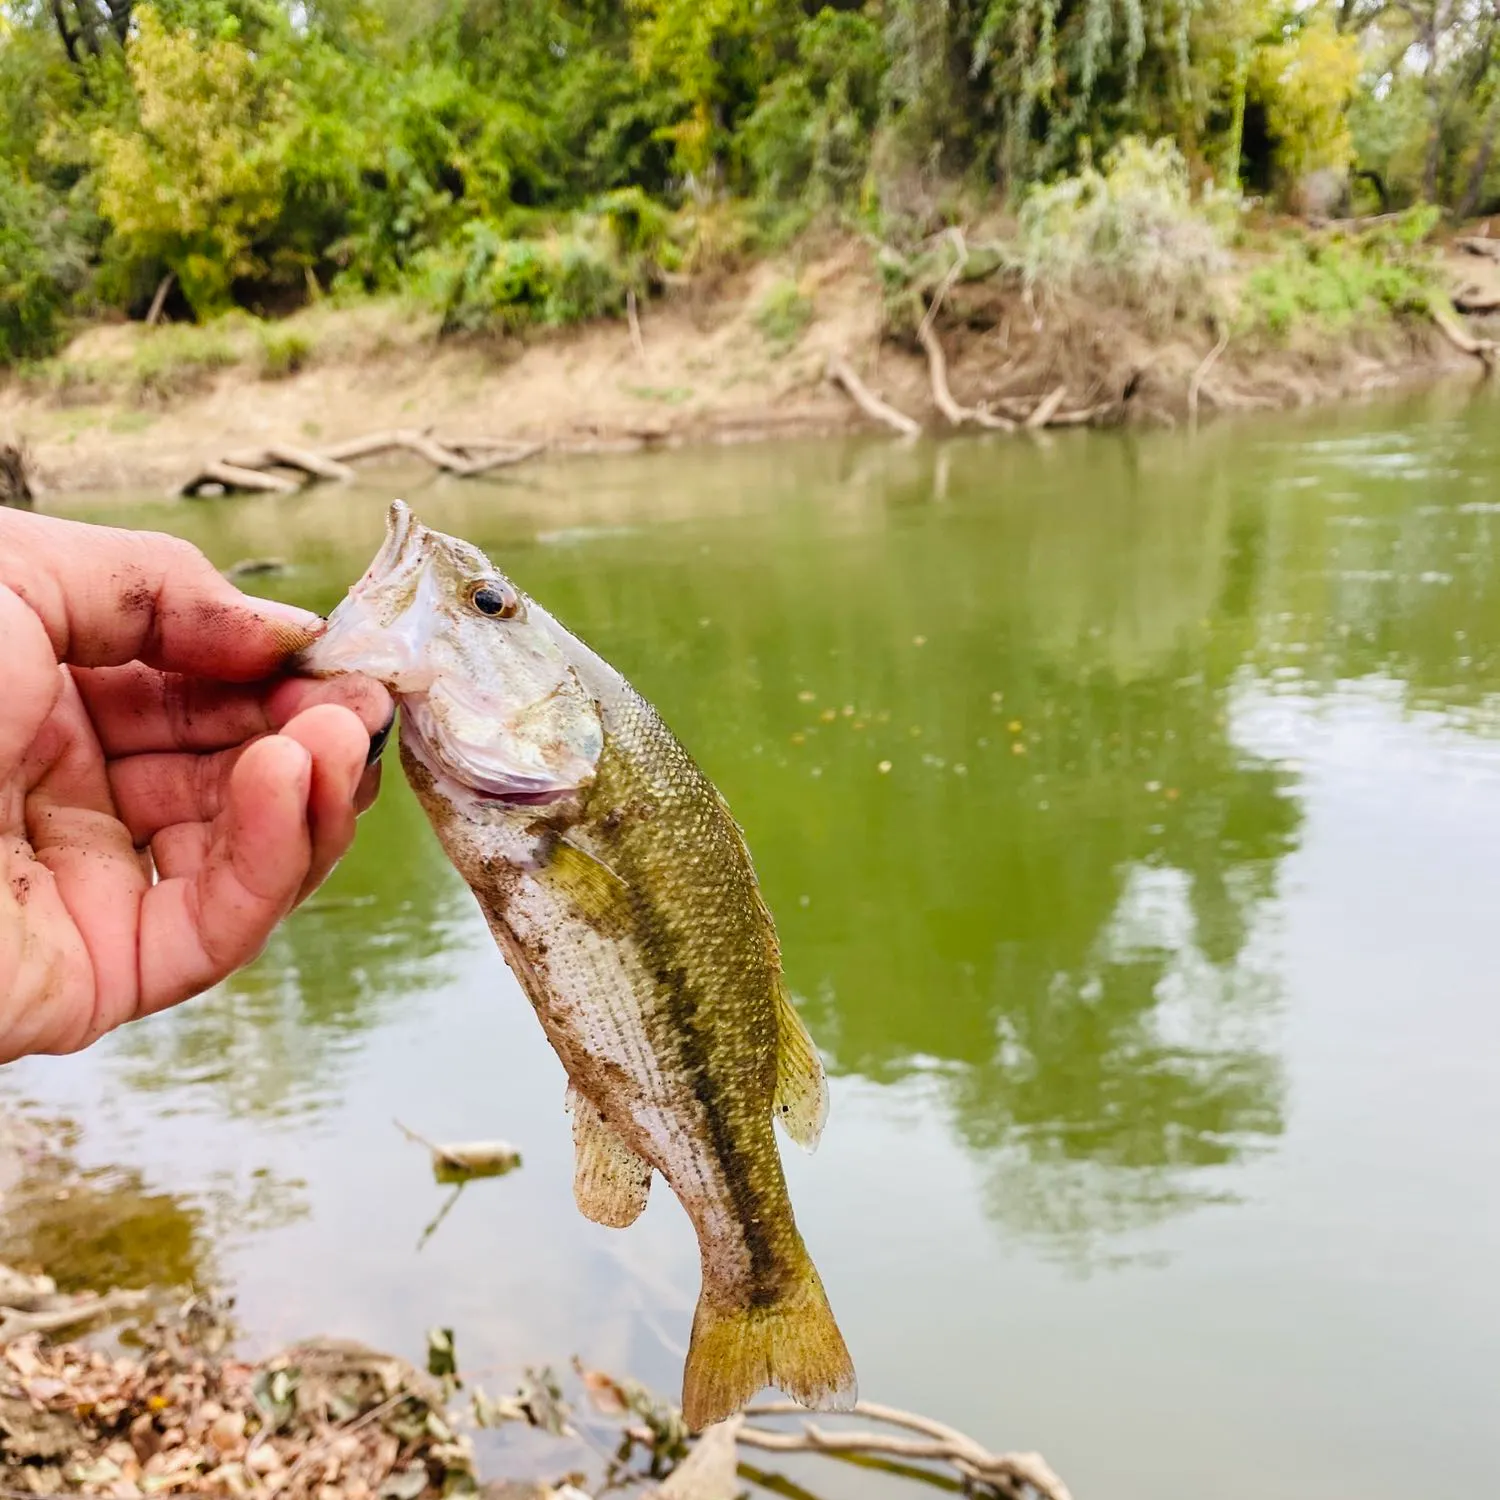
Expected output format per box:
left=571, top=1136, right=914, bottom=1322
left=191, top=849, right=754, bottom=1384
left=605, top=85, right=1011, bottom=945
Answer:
left=301, top=501, right=856, bottom=1429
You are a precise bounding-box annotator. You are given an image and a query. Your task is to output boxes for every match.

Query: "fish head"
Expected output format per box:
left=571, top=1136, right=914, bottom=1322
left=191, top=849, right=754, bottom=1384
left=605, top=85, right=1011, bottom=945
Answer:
left=299, top=500, right=602, bottom=803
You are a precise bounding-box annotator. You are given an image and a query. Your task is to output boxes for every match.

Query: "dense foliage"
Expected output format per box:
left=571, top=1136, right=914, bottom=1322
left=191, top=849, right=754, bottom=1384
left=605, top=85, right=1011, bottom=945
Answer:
left=0, top=0, right=1497, bottom=358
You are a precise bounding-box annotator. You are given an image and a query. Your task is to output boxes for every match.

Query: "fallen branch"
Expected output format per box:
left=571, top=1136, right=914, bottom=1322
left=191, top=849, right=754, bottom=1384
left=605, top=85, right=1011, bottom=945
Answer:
left=0, top=1289, right=149, bottom=1344
left=735, top=1400, right=1072, bottom=1500
left=323, top=427, right=539, bottom=477
left=222, top=444, right=356, bottom=483
left=1188, top=323, right=1230, bottom=426
left=1024, top=384, right=1068, bottom=431
left=826, top=355, right=921, bottom=436
left=443, top=440, right=547, bottom=476
left=180, top=461, right=297, bottom=497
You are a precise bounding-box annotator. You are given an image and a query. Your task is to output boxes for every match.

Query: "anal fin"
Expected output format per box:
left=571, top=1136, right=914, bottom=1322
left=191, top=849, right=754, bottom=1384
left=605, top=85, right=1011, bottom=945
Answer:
left=566, top=1083, right=652, bottom=1228
left=773, top=980, right=830, bottom=1151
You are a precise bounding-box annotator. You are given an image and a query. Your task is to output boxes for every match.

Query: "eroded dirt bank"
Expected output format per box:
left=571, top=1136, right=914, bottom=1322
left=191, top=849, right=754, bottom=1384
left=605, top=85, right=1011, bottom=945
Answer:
left=3, top=237, right=1497, bottom=499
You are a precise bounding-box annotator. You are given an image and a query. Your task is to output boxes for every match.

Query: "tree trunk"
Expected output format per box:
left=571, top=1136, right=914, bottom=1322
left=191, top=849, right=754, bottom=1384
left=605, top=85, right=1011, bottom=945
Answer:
left=1458, top=99, right=1500, bottom=219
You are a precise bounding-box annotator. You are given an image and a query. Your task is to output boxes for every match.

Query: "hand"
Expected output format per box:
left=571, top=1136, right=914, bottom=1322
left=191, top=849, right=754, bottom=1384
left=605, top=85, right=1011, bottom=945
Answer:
left=0, top=509, right=393, bottom=1062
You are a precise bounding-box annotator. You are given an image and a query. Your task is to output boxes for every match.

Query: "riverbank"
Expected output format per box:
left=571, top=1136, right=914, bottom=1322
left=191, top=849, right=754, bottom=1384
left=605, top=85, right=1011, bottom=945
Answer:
left=3, top=227, right=1498, bottom=498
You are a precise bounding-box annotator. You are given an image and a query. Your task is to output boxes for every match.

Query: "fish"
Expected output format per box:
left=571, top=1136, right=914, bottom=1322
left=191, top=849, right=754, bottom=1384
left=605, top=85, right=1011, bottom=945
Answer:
left=299, top=500, right=856, bottom=1430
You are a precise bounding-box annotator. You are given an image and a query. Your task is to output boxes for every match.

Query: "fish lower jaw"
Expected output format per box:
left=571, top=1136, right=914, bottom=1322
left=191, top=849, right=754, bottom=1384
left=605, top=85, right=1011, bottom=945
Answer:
left=397, top=699, right=584, bottom=812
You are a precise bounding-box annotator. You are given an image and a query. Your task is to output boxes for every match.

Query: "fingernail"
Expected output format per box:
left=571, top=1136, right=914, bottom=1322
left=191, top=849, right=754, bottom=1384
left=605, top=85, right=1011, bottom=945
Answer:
left=366, top=708, right=396, bottom=766
left=255, top=598, right=326, bottom=631
left=255, top=599, right=326, bottom=659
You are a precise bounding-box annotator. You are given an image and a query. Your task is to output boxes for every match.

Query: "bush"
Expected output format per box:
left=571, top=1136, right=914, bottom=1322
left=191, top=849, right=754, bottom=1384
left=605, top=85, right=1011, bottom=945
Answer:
left=257, top=324, right=315, bottom=378
left=1242, top=220, right=1439, bottom=339
left=754, top=278, right=813, bottom=347
left=430, top=220, right=627, bottom=335
left=1018, top=139, right=1236, bottom=325
left=0, top=177, right=89, bottom=364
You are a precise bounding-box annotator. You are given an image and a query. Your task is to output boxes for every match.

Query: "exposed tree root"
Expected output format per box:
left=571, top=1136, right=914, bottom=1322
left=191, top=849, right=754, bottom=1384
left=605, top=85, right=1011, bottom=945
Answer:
left=1430, top=302, right=1498, bottom=372
left=1188, top=323, right=1230, bottom=426
left=826, top=354, right=921, bottom=435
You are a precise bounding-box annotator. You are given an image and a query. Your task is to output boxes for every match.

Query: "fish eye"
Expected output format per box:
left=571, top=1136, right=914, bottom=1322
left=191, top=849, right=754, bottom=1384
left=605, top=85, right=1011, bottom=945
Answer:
left=465, top=576, right=519, bottom=618
left=467, top=580, right=519, bottom=619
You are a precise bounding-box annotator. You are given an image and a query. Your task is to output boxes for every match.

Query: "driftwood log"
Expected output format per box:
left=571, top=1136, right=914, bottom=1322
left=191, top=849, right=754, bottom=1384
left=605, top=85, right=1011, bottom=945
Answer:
left=180, top=428, right=547, bottom=497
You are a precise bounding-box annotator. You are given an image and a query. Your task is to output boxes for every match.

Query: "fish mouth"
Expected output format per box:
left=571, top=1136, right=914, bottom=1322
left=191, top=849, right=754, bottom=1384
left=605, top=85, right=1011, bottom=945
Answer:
left=295, top=499, right=431, bottom=682
left=399, top=701, right=584, bottom=809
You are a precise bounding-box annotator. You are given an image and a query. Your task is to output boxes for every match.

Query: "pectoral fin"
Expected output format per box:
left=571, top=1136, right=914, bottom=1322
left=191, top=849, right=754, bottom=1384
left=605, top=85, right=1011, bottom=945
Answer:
left=772, top=980, right=829, bottom=1151
left=566, top=1083, right=652, bottom=1228
left=543, top=836, right=631, bottom=927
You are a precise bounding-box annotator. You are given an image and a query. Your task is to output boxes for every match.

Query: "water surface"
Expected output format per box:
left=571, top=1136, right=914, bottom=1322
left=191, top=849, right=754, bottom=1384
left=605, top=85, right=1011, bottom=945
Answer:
left=7, top=388, right=1500, bottom=1498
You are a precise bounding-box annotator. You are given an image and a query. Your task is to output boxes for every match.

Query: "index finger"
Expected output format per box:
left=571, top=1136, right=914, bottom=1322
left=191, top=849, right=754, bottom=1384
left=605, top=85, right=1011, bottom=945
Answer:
left=0, top=509, right=325, bottom=680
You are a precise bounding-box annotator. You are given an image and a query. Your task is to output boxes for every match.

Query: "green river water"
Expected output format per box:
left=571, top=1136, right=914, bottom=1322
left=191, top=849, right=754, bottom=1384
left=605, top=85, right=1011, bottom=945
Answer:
left=5, top=386, right=1500, bottom=1498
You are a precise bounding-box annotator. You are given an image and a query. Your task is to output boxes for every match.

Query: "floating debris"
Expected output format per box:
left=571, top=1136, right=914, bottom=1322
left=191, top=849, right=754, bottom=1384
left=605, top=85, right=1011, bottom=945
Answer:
left=396, top=1121, right=522, bottom=1184
left=225, top=557, right=291, bottom=581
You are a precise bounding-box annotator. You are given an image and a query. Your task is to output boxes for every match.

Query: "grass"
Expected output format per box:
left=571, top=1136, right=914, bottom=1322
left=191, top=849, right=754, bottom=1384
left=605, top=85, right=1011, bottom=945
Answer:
left=256, top=324, right=315, bottom=379
left=754, top=278, right=814, bottom=349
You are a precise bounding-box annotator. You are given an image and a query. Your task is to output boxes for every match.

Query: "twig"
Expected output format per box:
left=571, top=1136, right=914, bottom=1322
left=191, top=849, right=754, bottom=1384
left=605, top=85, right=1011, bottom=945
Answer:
left=627, top=289, right=646, bottom=362
left=281, top=1385, right=417, bottom=1492
left=740, top=1400, right=1072, bottom=1500
left=0, top=1289, right=149, bottom=1344
left=145, top=273, right=174, bottom=328
left=1024, top=385, right=1068, bottom=431
left=417, top=1183, right=466, bottom=1251
left=826, top=355, right=921, bottom=436
left=1188, top=322, right=1230, bottom=427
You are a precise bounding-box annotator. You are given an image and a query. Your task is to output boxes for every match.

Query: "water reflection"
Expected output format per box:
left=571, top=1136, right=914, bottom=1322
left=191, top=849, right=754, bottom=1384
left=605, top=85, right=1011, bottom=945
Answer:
left=111, top=779, right=470, bottom=1121
left=0, top=1108, right=216, bottom=1293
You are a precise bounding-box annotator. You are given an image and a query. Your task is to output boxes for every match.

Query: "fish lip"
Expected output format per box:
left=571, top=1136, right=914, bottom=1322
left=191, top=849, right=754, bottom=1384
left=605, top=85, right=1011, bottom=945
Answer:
left=360, top=499, right=419, bottom=591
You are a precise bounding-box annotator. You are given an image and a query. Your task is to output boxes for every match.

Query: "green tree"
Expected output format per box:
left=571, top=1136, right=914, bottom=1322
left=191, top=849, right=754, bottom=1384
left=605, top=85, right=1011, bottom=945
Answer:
left=92, top=4, right=286, bottom=316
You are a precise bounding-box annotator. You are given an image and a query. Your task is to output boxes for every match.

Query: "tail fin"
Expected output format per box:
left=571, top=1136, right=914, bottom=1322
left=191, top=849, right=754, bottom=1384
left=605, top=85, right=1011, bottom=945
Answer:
left=681, top=1253, right=857, bottom=1431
